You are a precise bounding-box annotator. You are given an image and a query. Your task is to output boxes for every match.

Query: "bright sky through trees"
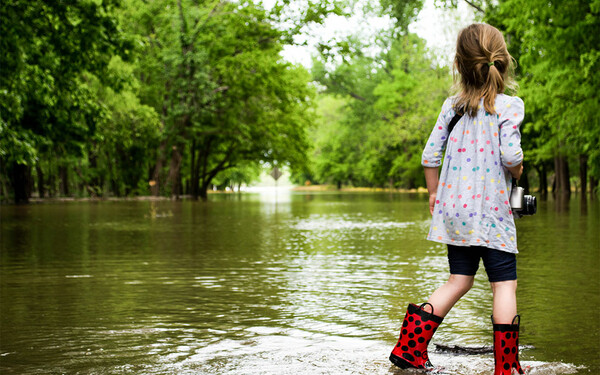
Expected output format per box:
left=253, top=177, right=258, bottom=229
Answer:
left=261, top=0, right=476, bottom=68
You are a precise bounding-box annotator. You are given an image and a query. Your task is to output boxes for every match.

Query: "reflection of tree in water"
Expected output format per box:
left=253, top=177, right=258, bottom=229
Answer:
left=145, top=201, right=173, bottom=219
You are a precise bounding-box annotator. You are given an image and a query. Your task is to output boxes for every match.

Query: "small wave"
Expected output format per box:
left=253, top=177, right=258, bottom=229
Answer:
left=293, top=216, right=413, bottom=231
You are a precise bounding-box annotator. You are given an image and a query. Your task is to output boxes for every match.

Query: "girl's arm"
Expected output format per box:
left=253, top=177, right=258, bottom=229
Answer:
left=421, top=98, right=451, bottom=215
left=506, top=163, right=523, bottom=180
left=499, top=97, right=524, bottom=173
left=424, top=167, right=439, bottom=215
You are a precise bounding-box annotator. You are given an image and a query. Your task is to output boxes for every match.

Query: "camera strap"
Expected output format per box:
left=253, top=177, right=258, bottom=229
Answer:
left=447, top=109, right=463, bottom=136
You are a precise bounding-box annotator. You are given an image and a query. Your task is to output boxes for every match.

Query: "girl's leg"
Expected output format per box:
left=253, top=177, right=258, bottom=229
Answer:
left=490, top=280, right=517, bottom=324
left=390, top=246, right=476, bottom=369
left=426, top=274, right=474, bottom=317
left=481, top=248, right=519, bottom=324
left=490, top=280, right=525, bottom=374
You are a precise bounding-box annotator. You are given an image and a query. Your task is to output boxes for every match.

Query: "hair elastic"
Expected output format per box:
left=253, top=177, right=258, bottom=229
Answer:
left=488, top=61, right=495, bottom=66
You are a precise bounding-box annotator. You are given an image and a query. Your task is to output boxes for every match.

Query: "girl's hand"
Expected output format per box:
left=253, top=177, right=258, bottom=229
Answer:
left=507, top=163, right=524, bottom=179
left=424, top=167, right=439, bottom=215
left=429, top=193, right=437, bottom=215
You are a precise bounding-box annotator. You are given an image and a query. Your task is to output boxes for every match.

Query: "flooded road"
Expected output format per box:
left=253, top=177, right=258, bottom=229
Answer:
left=1, top=190, right=598, bottom=374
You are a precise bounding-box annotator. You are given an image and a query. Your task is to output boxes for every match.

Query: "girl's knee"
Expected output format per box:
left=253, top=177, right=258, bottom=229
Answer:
left=448, top=274, right=474, bottom=293
left=491, top=279, right=518, bottom=293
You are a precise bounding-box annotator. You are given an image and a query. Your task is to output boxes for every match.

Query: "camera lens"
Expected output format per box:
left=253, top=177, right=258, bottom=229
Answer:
left=524, top=195, right=537, bottom=215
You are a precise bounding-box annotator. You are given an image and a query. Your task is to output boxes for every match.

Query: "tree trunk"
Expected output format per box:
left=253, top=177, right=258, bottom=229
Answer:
left=151, top=140, right=166, bottom=196
left=554, top=155, right=570, bottom=199
left=59, top=165, right=69, bottom=196
left=112, top=178, right=121, bottom=197
left=10, top=162, right=30, bottom=204
left=199, top=181, right=209, bottom=202
left=73, top=167, right=97, bottom=198
left=563, top=157, right=571, bottom=197
left=189, top=140, right=196, bottom=197
left=167, top=144, right=183, bottom=199
left=177, top=173, right=183, bottom=197
left=190, top=140, right=199, bottom=200
left=89, top=141, right=100, bottom=192
left=537, top=164, right=548, bottom=200
left=590, top=176, right=598, bottom=200
left=579, top=154, right=588, bottom=197
left=48, top=160, right=56, bottom=197
left=193, top=137, right=216, bottom=201
left=36, top=163, right=45, bottom=198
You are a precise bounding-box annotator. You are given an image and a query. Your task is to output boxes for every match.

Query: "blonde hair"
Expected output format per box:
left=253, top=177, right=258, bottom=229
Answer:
left=453, top=23, right=517, bottom=117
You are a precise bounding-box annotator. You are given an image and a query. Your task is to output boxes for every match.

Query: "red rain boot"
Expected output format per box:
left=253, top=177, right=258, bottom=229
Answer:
left=390, top=303, right=444, bottom=369
left=493, top=315, right=525, bottom=374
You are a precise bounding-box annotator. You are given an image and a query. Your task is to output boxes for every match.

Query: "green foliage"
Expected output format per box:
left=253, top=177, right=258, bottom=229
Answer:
left=0, top=0, right=128, bottom=159
left=0, top=0, right=131, bottom=201
left=1, top=0, right=345, bottom=202
left=487, top=0, right=600, bottom=185
left=118, top=0, right=320, bottom=199
left=212, top=161, right=262, bottom=190
left=310, top=34, right=450, bottom=188
left=378, top=0, right=425, bottom=30
left=95, top=66, right=161, bottom=195
left=3, top=0, right=597, bottom=201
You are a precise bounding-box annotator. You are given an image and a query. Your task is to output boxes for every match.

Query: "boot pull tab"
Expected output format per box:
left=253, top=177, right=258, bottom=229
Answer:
left=512, top=314, right=521, bottom=326
left=490, top=315, right=521, bottom=326
left=419, top=302, right=435, bottom=317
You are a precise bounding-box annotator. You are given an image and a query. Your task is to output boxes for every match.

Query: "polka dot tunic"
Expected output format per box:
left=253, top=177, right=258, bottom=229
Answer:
left=421, top=94, right=524, bottom=253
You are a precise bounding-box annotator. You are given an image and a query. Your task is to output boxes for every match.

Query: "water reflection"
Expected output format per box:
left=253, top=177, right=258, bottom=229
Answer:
left=0, top=195, right=597, bottom=374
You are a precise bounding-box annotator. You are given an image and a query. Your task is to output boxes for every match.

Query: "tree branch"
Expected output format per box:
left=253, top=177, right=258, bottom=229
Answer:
left=191, top=0, right=222, bottom=44
left=201, top=147, right=236, bottom=187
left=463, top=0, right=485, bottom=14
left=349, top=92, right=366, bottom=101
left=200, top=136, right=213, bottom=187
left=74, top=167, right=97, bottom=198
left=324, top=80, right=367, bottom=102
left=177, top=0, right=189, bottom=48
left=212, top=86, right=229, bottom=94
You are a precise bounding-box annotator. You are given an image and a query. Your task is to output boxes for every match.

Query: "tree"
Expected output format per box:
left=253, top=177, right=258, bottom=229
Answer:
left=0, top=0, right=130, bottom=203
left=91, top=57, right=162, bottom=196
left=211, top=162, right=262, bottom=192
left=120, top=0, right=339, bottom=201
left=310, top=33, right=450, bottom=189
left=487, top=0, right=600, bottom=198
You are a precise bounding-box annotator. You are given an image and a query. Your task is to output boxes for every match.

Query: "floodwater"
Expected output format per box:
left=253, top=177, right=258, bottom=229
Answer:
left=1, top=189, right=598, bottom=374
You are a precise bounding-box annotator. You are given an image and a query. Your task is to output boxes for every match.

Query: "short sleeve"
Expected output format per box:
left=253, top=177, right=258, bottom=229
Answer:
left=421, top=98, right=454, bottom=167
left=498, top=96, right=525, bottom=167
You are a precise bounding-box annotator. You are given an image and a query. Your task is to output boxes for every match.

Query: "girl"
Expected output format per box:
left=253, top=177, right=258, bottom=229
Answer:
left=389, top=23, right=526, bottom=374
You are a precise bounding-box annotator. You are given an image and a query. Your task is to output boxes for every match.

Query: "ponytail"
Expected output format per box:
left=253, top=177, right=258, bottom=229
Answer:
left=453, top=24, right=517, bottom=116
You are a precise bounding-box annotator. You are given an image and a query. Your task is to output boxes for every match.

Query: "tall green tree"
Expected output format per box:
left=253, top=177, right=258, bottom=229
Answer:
left=487, top=0, right=600, bottom=197
left=121, top=0, right=341, bottom=201
left=90, top=56, right=162, bottom=196
left=0, top=0, right=130, bottom=203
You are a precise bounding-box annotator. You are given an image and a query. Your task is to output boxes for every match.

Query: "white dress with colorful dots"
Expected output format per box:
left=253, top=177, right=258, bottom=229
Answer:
left=421, top=94, right=524, bottom=253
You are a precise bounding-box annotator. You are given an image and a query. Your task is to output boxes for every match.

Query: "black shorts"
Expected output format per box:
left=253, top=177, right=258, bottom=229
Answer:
left=447, top=244, right=517, bottom=282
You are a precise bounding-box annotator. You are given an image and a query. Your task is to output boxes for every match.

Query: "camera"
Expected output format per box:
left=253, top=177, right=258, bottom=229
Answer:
left=510, top=186, right=537, bottom=217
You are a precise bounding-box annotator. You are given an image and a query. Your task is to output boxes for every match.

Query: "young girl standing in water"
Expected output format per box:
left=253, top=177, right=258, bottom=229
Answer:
left=389, top=24, right=526, bottom=374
